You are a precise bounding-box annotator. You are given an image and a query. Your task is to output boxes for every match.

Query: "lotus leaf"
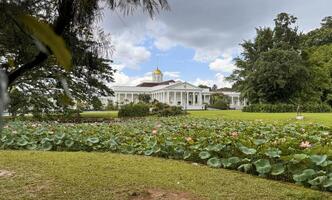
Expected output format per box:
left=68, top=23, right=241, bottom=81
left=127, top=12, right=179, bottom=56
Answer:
left=310, top=155, right=327, bottom=166
left=65, top=140, right=74, bottom=147
left=199, top=151, right=211, bottom=159
left=207, top=157, right=221, bottom=168
left=238, top=144, right=257, bottom=155
left=41, top=142, right=52, bottom=151
left=238, top=163, right=252, bottom=172
left=254, top=159, right=271, bottom=174
left=271, top=163, right=285, bottom=176
left=265, top=148, right=282, bottom=158
left=308, top=176, right=327, bottom=186
left=87, top=137, right=100, bottom=144
left=17, top=138, right=28, bottom=146
left=293, top=169, right=316, bottom=182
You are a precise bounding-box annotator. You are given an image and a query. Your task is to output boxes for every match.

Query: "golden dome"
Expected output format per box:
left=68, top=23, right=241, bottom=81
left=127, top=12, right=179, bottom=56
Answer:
left=153, top=68, right=162, bottom=75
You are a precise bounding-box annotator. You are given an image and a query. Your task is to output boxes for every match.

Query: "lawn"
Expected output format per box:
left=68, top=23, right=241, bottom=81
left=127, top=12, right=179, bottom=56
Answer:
left=0, top=151, right=331, bottom=200
left=189, top=110, right=332, bottom=125
left=80, top=110, right=332, bottom=125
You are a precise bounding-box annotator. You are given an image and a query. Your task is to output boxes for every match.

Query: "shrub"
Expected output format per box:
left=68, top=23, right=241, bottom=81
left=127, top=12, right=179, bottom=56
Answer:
left=157, top=106, right=184, bottom=117
left=243, top=103, right=332, bottom=113
left=105, top=100, right=118, bottom=111
left=118, top=103, right=150, bottom=118
left=138, top=94, right=151, bottom=103
left=151, top=102, right=184, bottom=116
left=208, top=99, right=229, bottom=110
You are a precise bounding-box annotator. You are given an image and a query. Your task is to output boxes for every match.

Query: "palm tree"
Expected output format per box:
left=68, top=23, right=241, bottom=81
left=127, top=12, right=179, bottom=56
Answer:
left=108, top=0, right=170, bottom=17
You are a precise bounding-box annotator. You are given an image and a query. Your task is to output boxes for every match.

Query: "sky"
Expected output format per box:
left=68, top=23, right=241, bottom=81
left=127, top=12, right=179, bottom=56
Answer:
left=101, top=0, right=332, bottom=88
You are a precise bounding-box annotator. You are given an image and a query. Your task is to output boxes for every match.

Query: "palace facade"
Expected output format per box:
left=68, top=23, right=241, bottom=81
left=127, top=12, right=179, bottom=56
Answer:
left=102, top=68, right=246, bottom=110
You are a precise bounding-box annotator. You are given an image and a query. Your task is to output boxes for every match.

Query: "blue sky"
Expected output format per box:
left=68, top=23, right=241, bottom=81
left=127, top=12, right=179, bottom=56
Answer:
left=101, top=0, right=332, bottom=88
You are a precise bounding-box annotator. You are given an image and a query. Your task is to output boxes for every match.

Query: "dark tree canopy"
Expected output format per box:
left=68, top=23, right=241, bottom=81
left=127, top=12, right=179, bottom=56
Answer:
left=0, top=0, right=169, bottom=115
left=228, top=13, right=311, bottom=104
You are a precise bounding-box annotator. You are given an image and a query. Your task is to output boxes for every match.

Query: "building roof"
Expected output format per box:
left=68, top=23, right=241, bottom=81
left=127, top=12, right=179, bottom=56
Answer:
left=136, top=80, right=175, bottom=87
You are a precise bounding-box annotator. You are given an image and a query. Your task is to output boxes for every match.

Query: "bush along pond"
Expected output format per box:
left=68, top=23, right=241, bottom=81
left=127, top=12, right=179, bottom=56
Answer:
left=1, top=116, right=332, bottom=192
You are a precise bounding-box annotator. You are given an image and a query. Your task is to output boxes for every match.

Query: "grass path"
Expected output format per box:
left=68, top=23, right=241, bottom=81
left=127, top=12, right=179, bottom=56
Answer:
left=0, top=151, right=331, bottom=200
left=189, top=110, right=332, bottom=125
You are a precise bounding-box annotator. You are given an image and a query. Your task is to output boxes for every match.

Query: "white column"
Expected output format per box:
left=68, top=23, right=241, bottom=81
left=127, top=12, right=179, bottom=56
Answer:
left=186, top=92, right=189, bottom=106
left=166, top=91, right=169, bottom=104
left=131, top=93, right=134, bottom=103
left=198, top=92, right=202, bottom=105
left=180, top=92, right=182, bottom=106
left=231, top=96, right=234, bottom=105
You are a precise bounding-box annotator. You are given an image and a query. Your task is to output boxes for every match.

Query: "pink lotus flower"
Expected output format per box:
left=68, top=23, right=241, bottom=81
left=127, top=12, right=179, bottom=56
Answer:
left=300, top=141, right=311, bottom=148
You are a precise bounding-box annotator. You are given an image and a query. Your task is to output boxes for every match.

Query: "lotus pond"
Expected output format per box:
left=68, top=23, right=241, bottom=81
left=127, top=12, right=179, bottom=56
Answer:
left=1, top=116, right=332, bottom=192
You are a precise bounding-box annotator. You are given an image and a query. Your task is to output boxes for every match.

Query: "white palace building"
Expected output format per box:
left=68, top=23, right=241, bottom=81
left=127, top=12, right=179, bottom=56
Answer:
left=103, top=68, right=245, bottom=110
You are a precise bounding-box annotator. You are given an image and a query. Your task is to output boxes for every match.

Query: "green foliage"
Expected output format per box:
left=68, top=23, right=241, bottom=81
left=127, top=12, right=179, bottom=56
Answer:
left=91, top=96, right=103, bottom=111
left=1, top=0, right=169, bottom=116
left=105, top=100, right=118, bottom=111
left=228, top=13, right=307, bottom=104
left=138, top=94, right=151, bottom=103
left=118, top=103, right=150, bottom=118
left=228, top=13, right=332, bottom=105
left=243, top=103, right=332, bottom=113
left=19, top=15, right=72, bottom=70
left=151, top=102, right=184, bottom=117
left=1, top=117, right=332, bottom=191
left=209, top=93, right=230, bottom=110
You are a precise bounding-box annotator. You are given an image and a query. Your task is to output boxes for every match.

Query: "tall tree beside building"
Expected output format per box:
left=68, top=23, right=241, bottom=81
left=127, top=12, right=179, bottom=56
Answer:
left=228, top=13, right=310, bottom=104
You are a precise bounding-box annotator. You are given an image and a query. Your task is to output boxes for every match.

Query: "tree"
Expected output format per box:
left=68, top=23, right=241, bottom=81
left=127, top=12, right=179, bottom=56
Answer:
left=138, top=94, right=151, bottom=103
left=198, top=84, right=211, bottom=90
left=228, top=13, right=310, bottom=104
left=301, top=17, right=332, bottom=107
left=209, top=93, right=230, bottom=110
left=91, top=96, right=103, bottom=111
left=211, top=84, right=218, bottom=91
left=0, top=0, right=169, bottom=115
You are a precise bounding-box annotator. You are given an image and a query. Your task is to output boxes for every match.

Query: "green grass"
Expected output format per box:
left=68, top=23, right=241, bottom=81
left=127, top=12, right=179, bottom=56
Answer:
left=7, top=110, right=332, bottom=125
left=0, top=151, right=331, bottom=200
left=189, top=110, right=332, bottom=125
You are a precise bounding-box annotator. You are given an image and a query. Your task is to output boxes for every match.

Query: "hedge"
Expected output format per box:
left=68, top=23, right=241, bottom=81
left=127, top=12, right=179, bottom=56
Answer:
left=242, top=103, right=332, bottom=113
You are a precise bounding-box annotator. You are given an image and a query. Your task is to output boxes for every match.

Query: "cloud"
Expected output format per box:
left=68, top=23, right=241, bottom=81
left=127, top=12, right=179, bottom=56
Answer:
left=110, top=64, right=152, bottom=86
left=153, top=37, right=177, bottom=51
left=101, top=0, right=332, bottom=85
left=193, top=73, right=233, bottom=88
left=112, top=35, right=151, bottom=69
left=208, top=54, right=236, bottom=73
left=164, top=71, right=180, bottom=79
